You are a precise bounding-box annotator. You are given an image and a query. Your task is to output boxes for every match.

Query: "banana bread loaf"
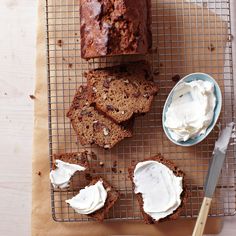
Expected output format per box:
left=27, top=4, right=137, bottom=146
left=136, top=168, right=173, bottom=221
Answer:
left=80, top=0, right=152, bottom=59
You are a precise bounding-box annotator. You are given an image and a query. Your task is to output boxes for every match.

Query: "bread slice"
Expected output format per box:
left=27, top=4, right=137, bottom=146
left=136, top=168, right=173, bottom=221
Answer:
left=128, top=154, right=188, bottom=224
left=86, top=61, right=158, bottom=123
left=67, top=86, right=132, bottom=149
left=52, top=151, right=91, bottom=170
left=87, top=177, right=119, bottom=221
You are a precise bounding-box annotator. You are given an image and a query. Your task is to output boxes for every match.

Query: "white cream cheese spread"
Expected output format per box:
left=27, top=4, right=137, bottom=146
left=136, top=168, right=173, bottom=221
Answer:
left=133, top=160, right=183, bottom=221
left=65, top=180, right=107, bottom=214
left=164, top=80, right=216, bottom=142
left=49, top=160, right=86, bottom=189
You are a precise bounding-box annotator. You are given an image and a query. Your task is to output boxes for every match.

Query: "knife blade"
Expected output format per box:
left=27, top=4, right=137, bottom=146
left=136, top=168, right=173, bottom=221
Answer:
left=204, top=122, right=234, bottom=198
left=192, top=122, right=234, bottom=236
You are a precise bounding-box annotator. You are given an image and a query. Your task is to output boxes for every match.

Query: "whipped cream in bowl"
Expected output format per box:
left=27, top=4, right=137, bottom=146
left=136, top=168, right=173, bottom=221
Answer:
left=162, top=73, right=222, bottom=146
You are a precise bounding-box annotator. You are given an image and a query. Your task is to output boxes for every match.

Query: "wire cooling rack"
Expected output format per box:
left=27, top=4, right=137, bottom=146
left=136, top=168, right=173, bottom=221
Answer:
left=45, top=0, right=236, bottom=222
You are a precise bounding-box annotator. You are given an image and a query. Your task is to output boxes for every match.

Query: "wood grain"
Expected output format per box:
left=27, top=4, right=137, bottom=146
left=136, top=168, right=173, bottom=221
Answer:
left=0, top=0, right=235, bottom=235
left=193, top=197, right=212, bottom=236
left=0, top=0, right=36, bottom=236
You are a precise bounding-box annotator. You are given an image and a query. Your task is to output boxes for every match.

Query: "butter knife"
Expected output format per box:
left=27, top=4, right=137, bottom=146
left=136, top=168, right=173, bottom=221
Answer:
left=192, top=122, right=234, bottom=236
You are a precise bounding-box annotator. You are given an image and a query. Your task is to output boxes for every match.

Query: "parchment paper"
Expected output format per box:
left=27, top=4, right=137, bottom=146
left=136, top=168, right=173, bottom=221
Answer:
left=31, top=0, right=228, bottom=235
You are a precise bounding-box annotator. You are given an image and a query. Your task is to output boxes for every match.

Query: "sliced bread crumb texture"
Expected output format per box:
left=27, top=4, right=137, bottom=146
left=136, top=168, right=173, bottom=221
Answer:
left=67, top=86, right=132, bottom=149
left=128, top=154, right=188, bottom=224
left=86, top=61, right=158, bottom=123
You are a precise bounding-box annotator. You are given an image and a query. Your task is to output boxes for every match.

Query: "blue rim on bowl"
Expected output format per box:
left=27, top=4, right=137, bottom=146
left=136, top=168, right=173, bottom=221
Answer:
left=162, top=73, right=222, bottom=147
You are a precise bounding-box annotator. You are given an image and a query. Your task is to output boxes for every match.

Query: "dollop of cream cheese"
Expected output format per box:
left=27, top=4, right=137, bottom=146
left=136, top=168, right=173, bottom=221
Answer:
left=164, top=80, right=216, bottom=142
left=49, top=160, right=86, bottom=189
left=134, top=160, right=183, bottom=221
left=65, top=180, right=107, bottom=214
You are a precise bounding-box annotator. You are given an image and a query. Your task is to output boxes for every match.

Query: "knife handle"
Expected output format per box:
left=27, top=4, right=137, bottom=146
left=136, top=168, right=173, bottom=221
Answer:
left=192, top=197, right=212, bottom=236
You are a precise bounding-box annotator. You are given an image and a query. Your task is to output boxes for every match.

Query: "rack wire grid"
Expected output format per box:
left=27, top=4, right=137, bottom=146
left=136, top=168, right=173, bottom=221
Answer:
left=46, top=0, right=236, bottom=222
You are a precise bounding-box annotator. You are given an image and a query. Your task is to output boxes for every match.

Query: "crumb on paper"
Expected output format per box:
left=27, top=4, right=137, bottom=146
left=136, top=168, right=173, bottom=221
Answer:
left=99, top=161, right=104, bottom=167
left=113, top=160, right=117, bottom=167
left=153, top=69, right=159, bottom=76
left=68, top=63, right=73, bottom=68
left=150, top=47, right=158, bottom=54
left=91, top=152, right=97, bottom=160
left=4, top=92, right=7, bottom=95
left=227, top=34, right=233, bottom=42
left=85, top=173, right=92, bottom=181
left=29, top=95, right=36, bottom=99
left=172, top=74, right=181, bottom=83
left=111, top=167, right=117, bottom=173
left=208, top=43, right=215, bottom=52
left=37, top=171, right=41, bottom=176
left=57, top=39, right=63, bottom=47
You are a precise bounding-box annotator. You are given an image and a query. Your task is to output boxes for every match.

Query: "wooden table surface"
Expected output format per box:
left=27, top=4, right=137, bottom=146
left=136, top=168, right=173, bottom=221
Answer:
left=0, top=0, right=235, bottom=235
